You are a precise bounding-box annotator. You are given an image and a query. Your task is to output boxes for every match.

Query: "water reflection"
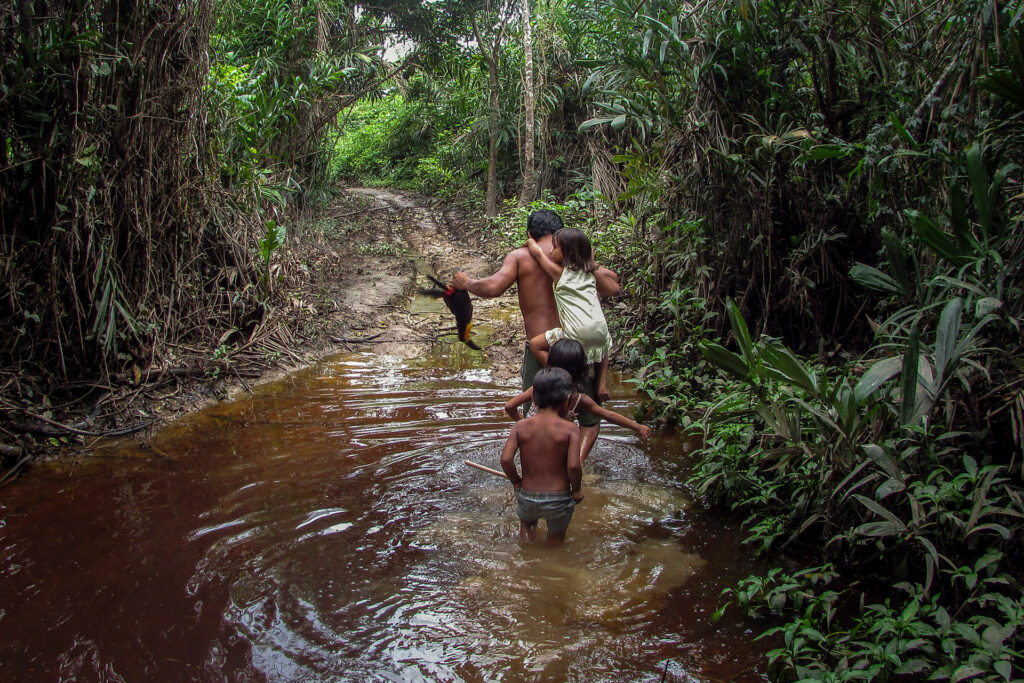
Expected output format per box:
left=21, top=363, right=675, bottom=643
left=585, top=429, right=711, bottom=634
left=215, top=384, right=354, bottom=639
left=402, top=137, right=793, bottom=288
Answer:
left=0, top=348, right=765, bottom=682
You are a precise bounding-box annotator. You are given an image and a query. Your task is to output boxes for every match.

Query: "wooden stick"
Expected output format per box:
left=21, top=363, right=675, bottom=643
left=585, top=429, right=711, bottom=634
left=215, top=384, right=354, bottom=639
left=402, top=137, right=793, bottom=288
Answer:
left=464, top=459, right=508, bottom=478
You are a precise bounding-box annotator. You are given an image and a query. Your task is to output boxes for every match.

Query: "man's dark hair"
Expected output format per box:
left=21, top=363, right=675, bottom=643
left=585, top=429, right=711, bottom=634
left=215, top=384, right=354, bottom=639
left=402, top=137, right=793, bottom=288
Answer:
left=527, top=209, right=564, bottom=238
left=532, top=367, right=574, bottom=409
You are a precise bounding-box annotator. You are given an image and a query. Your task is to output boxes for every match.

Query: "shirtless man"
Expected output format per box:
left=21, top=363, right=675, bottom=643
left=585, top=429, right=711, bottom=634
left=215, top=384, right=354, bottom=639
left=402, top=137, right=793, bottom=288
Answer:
left=452, top=210, right=619, bottom=461
left=499, top=367, right=582, bottom=544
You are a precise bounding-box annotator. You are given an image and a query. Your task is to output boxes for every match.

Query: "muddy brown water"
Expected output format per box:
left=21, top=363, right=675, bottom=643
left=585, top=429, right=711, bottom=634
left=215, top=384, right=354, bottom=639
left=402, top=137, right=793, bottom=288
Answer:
left=1, top=307, right=768, bottom=682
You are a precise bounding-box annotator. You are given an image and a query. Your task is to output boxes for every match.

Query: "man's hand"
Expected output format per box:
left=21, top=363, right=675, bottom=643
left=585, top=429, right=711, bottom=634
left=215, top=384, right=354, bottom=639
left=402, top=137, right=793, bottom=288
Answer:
left=572, top=490, right=585, bottom=503
left=452, top=272, right=472, bottom=290
left=637, top=424, right=652, bottom=440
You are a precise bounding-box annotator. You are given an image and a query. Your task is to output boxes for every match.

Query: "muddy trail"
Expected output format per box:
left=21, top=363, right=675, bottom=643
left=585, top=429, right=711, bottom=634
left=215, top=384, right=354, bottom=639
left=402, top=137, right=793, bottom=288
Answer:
left=0, top=190, right=769, bottom=682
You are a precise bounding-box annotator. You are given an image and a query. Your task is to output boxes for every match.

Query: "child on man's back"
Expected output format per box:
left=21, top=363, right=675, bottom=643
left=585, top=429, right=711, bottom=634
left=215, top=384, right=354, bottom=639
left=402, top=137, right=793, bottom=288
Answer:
left=500, top=367, right=583, bottom=545
left=526, top=228, right=613, bottom=402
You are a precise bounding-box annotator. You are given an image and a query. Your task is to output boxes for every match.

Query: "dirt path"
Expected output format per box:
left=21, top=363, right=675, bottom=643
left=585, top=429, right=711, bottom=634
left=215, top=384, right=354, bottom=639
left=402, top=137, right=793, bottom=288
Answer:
left=1, top=188, right=525, bottom=474
left=324, top=187, right=524, bottom=378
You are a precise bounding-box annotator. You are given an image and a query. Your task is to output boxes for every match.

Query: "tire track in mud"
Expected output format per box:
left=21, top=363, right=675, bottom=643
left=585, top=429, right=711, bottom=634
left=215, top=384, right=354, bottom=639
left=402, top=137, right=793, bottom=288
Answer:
left=338, top=188, right=524, bottom=378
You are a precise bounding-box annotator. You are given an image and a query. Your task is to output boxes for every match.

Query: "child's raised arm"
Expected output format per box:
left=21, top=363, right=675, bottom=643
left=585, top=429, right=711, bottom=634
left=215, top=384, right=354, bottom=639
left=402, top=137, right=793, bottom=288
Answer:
left=526, top=238, right=564, bottom=282
left=578, top=395, right=652, bottom=440
left=504, top=387, right=534, bottom=421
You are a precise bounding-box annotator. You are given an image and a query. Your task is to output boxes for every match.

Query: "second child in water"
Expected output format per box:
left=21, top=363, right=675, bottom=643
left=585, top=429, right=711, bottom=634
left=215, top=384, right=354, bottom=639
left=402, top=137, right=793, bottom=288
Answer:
left=506, top=338, right=651, bottom=466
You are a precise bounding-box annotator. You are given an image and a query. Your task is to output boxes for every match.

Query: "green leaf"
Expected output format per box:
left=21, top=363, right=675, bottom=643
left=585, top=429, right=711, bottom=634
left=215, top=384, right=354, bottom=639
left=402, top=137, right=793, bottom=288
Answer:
left=855, top=357, right=903, bottom=403
left=853, top=493, right=907, bottom=531
left=881, top=229, right=913, bottom=297
left=854, top=521, right=903, bottom=537
left=801, top=144, right=852, bottom=160
left=900, top=323, right=921, bottom=426
left=968, top=523, right=1011, bottom=539
left=948, top=181, right=979, bottom=252
left=966, top=143, right=991, bottom=238
left=906, top=210, right=970, bottom=266
left=863, top=444, right=903, bottom=479
left=578, top=116, right=615, bottom=132
left=889, top=112, right=918, bottom=148
left=850, top=264, right=905, bottom=295
left=700, top=341, right=749, bottom=379
left=952, top=663, right=984, bottom=682
left=726, top=298, right=754, bottom=369
left=760, top=343, right=818, bottom=394
left=934, top=298, right=963, bottom=388
left=876, top=478, right=905, bottom=498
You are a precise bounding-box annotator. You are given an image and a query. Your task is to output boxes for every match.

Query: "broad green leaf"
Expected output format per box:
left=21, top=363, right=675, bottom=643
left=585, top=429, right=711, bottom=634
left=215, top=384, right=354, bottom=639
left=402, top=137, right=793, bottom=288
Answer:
left=975, top=297, right=1001, bottom=317
left=700, top=341, right=749, bottom=379
left=850, top=264, right=904, bottom=295
left=881, top=229, right=913, bottom=297
left=934, top=298, right=963, bottom=388
left=889, top=112, right=917, bottom=148
left=801, top=144, right=851, bottom=160
left=578, top=116, right=615, bottom=132
left=725, top=298, right=754, bottom=369
left=855, top=357, right=903, bottom=403
left=853, top=493, right=907, bottom=530
left=854, top=521, right=903, bottom=537
left=966, top=143, right=991, bottom=238
left=948, top=181, right=979, bottom=252
left=900, top=323, right=921, bottom=426
left=876, top=478, right=905, bottom=498
left=864, top=444, right=905, bottom=481
left=952, top=663, right=984, bottom=682
left=761, top=343, right=818, bottom=394
left=968, top=523, right=1011, bottom=539
left=906, top=210, right=970, bottom=266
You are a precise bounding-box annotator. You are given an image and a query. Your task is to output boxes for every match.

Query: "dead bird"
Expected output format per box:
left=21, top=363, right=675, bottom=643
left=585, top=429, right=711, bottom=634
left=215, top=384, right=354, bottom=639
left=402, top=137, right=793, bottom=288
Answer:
left=420, top=274, right=482, bottom=350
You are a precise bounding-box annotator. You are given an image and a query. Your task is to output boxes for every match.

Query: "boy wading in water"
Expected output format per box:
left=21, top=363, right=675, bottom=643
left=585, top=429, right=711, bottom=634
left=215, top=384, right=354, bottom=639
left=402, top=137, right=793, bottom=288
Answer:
left=500, top=367, right=583, bottom=545
left=505, top=338, right=651, bottom=466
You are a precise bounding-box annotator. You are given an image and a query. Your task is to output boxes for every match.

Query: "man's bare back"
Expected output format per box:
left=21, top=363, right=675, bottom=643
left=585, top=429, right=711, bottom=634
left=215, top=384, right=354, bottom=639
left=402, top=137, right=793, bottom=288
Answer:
left=453, top=238, right=620, bottom=336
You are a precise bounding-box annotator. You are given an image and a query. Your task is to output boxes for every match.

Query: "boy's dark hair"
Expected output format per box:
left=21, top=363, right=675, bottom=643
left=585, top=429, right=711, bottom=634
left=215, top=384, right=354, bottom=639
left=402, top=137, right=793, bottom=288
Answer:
left=554, top=228, right=597, bottom=273
left=527, top=209, right=564, bottom=239
left=532, top=367, right=574, bottom=409
left=548, top=338, right=587, bottom=386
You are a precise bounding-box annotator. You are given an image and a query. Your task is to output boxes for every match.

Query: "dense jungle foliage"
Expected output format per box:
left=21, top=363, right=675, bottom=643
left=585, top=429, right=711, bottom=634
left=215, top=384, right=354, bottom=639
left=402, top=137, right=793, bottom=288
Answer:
left=4, top=0, right=1024, bottom=679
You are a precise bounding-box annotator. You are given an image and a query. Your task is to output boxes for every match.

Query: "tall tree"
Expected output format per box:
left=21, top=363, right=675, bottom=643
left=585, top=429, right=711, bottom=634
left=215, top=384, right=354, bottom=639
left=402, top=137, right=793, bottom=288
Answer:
left=518, top=0, right=537, bottom=205
left=471, top=0, right=513, bottom=217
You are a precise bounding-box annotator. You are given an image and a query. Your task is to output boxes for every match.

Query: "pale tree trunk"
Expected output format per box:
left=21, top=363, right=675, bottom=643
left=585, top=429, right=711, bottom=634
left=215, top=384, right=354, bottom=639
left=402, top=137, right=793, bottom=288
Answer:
left=471, top=10, right=507, bottom=219
left=518, top=0, right=536, bottom=206
left=486, top=53, right=500, bottom=217
left=473, top=12, right=506, bottom=218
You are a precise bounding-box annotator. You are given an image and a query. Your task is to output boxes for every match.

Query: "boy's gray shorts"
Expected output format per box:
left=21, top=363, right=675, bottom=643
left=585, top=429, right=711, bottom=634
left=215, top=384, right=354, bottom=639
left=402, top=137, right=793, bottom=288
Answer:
left=516, top=489, right=576, bottom=535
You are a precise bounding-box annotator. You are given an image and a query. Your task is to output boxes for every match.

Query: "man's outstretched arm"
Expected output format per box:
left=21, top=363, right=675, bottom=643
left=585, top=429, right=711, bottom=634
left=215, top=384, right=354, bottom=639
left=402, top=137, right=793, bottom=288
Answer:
left=453, top=251, right=519, bottom=298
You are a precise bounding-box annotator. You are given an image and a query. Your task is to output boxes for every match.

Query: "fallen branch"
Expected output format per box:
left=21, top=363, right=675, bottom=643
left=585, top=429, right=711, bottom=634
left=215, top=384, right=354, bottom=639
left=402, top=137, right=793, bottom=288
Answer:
left=465, top=459, right=508, bottom=478
left=331, top=333, right=385, bottom=344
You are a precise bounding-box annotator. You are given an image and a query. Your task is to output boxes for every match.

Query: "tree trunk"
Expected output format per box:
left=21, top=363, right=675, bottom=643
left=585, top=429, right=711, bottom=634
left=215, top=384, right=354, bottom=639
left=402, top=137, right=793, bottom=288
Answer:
left=486, top=51, right=500, bottom=217
left=518, top=0, right=536, bottom=206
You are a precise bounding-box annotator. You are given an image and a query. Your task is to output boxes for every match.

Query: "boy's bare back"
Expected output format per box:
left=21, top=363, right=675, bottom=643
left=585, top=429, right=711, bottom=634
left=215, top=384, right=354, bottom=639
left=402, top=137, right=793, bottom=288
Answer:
left=506, top=411, right=581, bottom=494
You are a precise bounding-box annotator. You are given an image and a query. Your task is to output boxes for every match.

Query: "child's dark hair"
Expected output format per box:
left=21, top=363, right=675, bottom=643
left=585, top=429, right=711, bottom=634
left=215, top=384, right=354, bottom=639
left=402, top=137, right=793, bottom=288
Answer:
left=547, top=338, right=587, bottom=387
left=527, top=209, right=564, bottom=238
left=554, top=228, right=597, bottom=273
left=532, top=367, right=574, bottom=409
